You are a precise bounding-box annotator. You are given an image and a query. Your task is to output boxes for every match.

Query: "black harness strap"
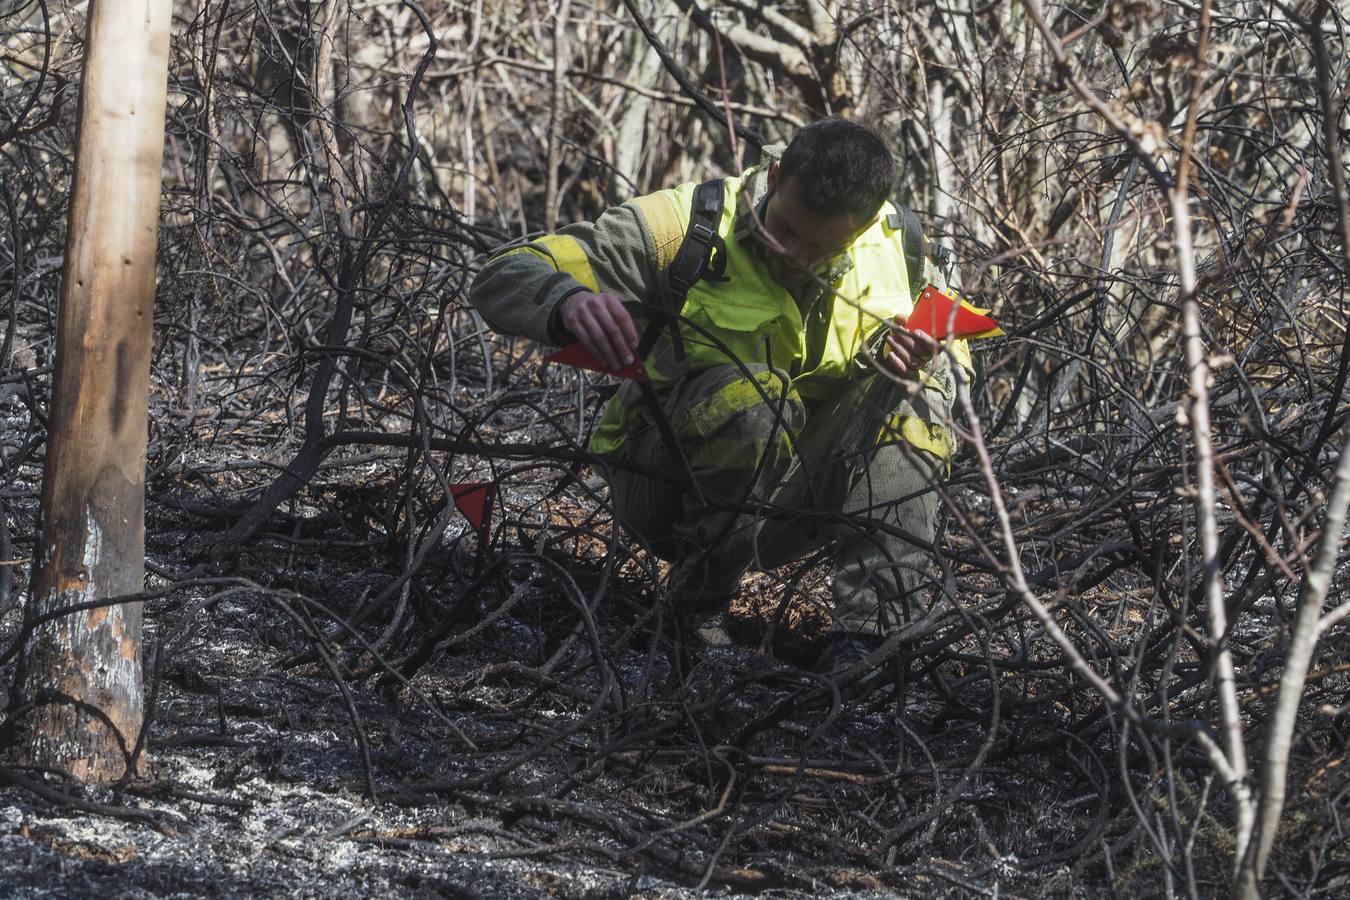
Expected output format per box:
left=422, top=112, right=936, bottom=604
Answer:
left=886, top=202, right=931, bottom=297
left=633, top=178, right=725, bottom=506
left=638, top=178, right=725, bottom=358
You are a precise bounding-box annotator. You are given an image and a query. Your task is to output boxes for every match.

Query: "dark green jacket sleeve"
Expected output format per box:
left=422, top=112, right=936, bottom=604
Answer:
left=468, top=193, right=683, bottom=345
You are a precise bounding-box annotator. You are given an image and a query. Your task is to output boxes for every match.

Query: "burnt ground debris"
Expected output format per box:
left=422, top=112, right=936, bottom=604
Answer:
left=2, top=1, right=1350, bottom=894
left=1, top=335, right=1347, bottom=897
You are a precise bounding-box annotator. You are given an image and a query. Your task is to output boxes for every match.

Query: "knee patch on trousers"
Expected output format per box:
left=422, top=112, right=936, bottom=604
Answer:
left=674, top=368, right=803, bottom=468
left=879, top=412, right=955, bottom=466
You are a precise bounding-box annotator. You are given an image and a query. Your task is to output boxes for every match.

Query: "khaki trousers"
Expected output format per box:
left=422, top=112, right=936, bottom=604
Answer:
left=609, top=364, right=943, bottom=637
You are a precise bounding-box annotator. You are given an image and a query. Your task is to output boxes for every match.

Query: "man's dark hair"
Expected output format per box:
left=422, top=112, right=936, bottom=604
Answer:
left=776, top=118, right=895, bottom=218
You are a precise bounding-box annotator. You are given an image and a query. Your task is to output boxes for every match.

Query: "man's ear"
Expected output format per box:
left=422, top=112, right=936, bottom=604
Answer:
left=846, top=212, right=880, bottom=244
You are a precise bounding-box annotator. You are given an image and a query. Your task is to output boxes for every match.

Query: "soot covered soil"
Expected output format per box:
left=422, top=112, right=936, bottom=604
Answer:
left=0, top=463, right=1078, bottom=898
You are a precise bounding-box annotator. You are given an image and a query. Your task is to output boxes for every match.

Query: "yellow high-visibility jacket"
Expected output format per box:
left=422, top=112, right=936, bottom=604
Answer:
left=469, top=157, right=968, bottom=461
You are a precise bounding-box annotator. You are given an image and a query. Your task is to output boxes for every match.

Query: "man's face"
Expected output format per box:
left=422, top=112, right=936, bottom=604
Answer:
left=759, top=163, right=877, bottom=289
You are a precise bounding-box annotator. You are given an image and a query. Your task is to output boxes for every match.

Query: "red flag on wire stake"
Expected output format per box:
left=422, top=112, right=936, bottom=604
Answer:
left=906, top=285, right=1003, bottom=340
left=451, top=482, right=496, bottom=533
left=545, top=342, right=650, bottom=382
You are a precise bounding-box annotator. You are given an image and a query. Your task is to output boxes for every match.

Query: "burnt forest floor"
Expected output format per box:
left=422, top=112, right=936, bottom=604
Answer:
left=1, top=374, right=1347, bottom=900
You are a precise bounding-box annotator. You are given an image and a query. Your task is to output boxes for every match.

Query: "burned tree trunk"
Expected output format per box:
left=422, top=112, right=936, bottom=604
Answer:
left=12, top=0, right=172, bottom=782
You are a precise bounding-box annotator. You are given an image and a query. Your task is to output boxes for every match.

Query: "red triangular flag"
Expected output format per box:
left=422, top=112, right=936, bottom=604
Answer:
left=451, top=482, right=495, bottom=532
left=906, top=285, right=1003, bottom=340
left=545, top=342, right=649, bottom=382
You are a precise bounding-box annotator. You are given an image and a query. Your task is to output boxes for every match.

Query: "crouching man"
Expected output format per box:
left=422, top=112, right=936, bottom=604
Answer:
left=469, top=118, right=967, bottom=672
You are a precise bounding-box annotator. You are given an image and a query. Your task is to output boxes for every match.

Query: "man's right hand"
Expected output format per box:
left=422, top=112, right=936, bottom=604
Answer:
left=558, top=290, right=640, bottom=371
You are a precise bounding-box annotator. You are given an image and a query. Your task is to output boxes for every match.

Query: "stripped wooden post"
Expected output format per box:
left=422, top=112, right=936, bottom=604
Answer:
left=13, top=0, right=173, bottom=782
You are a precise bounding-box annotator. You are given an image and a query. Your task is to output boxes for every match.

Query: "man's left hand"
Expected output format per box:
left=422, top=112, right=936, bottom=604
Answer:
left=885, top=314, right=938, bottom=379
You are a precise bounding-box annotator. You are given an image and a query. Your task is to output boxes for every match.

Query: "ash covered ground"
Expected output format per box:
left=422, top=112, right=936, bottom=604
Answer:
left=1, top=347, right=1345, bottom=899
left=0, top=558, right=1048, bottom=899
left=0, top=417, right=1072, bottom=897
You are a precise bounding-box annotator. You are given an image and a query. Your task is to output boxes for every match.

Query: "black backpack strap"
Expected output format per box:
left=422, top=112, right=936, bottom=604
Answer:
left=637, top=178, right=725, bottom=358
left=667, top=178, right=725, bottom=299
left=629, top=178, right=724, bottom=509
left=885, top=202, right=931, bottom=297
